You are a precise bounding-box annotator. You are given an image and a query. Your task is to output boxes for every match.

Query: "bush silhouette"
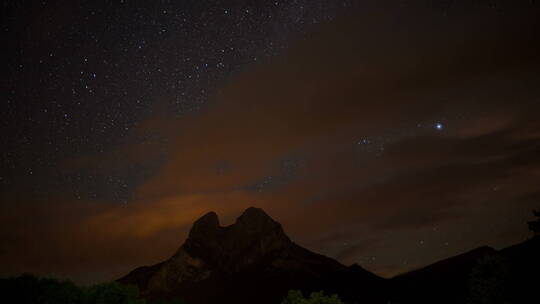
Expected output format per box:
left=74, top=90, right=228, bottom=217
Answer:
left=0, top=274, right=85, bottom=304
left=468, top=254, right=512, bottom=304
left=528, top=209, right=540, bottom=236
left=85, top=281, right=145, bottom=304
left=281, top=290, right=343, bottom=304
left=0, top=274, right=146, bottom=304
left=154, top=298, right=187, bottom=304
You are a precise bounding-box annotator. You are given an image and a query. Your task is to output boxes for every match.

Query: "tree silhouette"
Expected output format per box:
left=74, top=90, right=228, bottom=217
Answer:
left=281, top=290, right=343, bottom=304
left=528, top=209, right=540, bottom=236
left=467, top=254, right=513, bottom=304
left=0, top=275, right=146, bottom=304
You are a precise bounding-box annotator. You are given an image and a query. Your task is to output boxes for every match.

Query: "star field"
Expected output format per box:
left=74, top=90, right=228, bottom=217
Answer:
left=2, top=0, right=353, bottom=203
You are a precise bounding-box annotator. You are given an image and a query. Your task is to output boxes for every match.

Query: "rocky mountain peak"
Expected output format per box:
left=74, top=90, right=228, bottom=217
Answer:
left=238, top=206, right=272, bottom=221
left=233, top=207, right=282, bottom=234
left=120, top=207, right=383, bottom=303
left=187, top=211, right=220, bottom=240
left=182, top=207, right=291, bottom=269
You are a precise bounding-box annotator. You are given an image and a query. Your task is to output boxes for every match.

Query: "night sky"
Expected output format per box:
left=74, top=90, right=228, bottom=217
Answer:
left=2, top=0, right=540, bottom=284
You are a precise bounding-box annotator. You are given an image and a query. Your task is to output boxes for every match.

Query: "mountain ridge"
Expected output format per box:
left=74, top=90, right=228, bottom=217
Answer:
left=120, top=207, right=539, bottom=303
left=119, top=207, right=385, bottom=303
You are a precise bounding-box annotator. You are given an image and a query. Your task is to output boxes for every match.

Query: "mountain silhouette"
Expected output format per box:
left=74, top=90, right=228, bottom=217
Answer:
left=119, top=207, right=385, bottom=303
left=389, top=246, right=497, bottom=303
left=388, top=237, right=540, bottom=303
left=120, top=207, right=539, bottom=303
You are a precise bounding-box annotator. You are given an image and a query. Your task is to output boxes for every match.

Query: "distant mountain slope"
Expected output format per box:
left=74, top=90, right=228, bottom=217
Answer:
left=389, top=237, right=540, bottom=304
left=389, top=246, right=497, bottom=303
left=119, top=207, right=386, bottom=304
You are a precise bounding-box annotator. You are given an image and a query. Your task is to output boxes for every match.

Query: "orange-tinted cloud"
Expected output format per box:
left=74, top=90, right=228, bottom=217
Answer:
left=1, top=2, right=540, bottom=283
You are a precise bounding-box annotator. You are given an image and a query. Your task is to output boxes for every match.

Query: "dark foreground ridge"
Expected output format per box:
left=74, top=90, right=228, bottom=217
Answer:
left=119, top=207, right=540, bottom=304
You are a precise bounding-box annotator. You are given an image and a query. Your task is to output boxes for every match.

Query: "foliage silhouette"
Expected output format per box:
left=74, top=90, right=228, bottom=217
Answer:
left=0, top=274, right=146, bottom=304
left=281, top=290, right=343, bottom=304
left=528, top=209, right=540, bottom=235
left=467, top=254, right=512, bottom=304
left=85, top=281, right=145, bottom=304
